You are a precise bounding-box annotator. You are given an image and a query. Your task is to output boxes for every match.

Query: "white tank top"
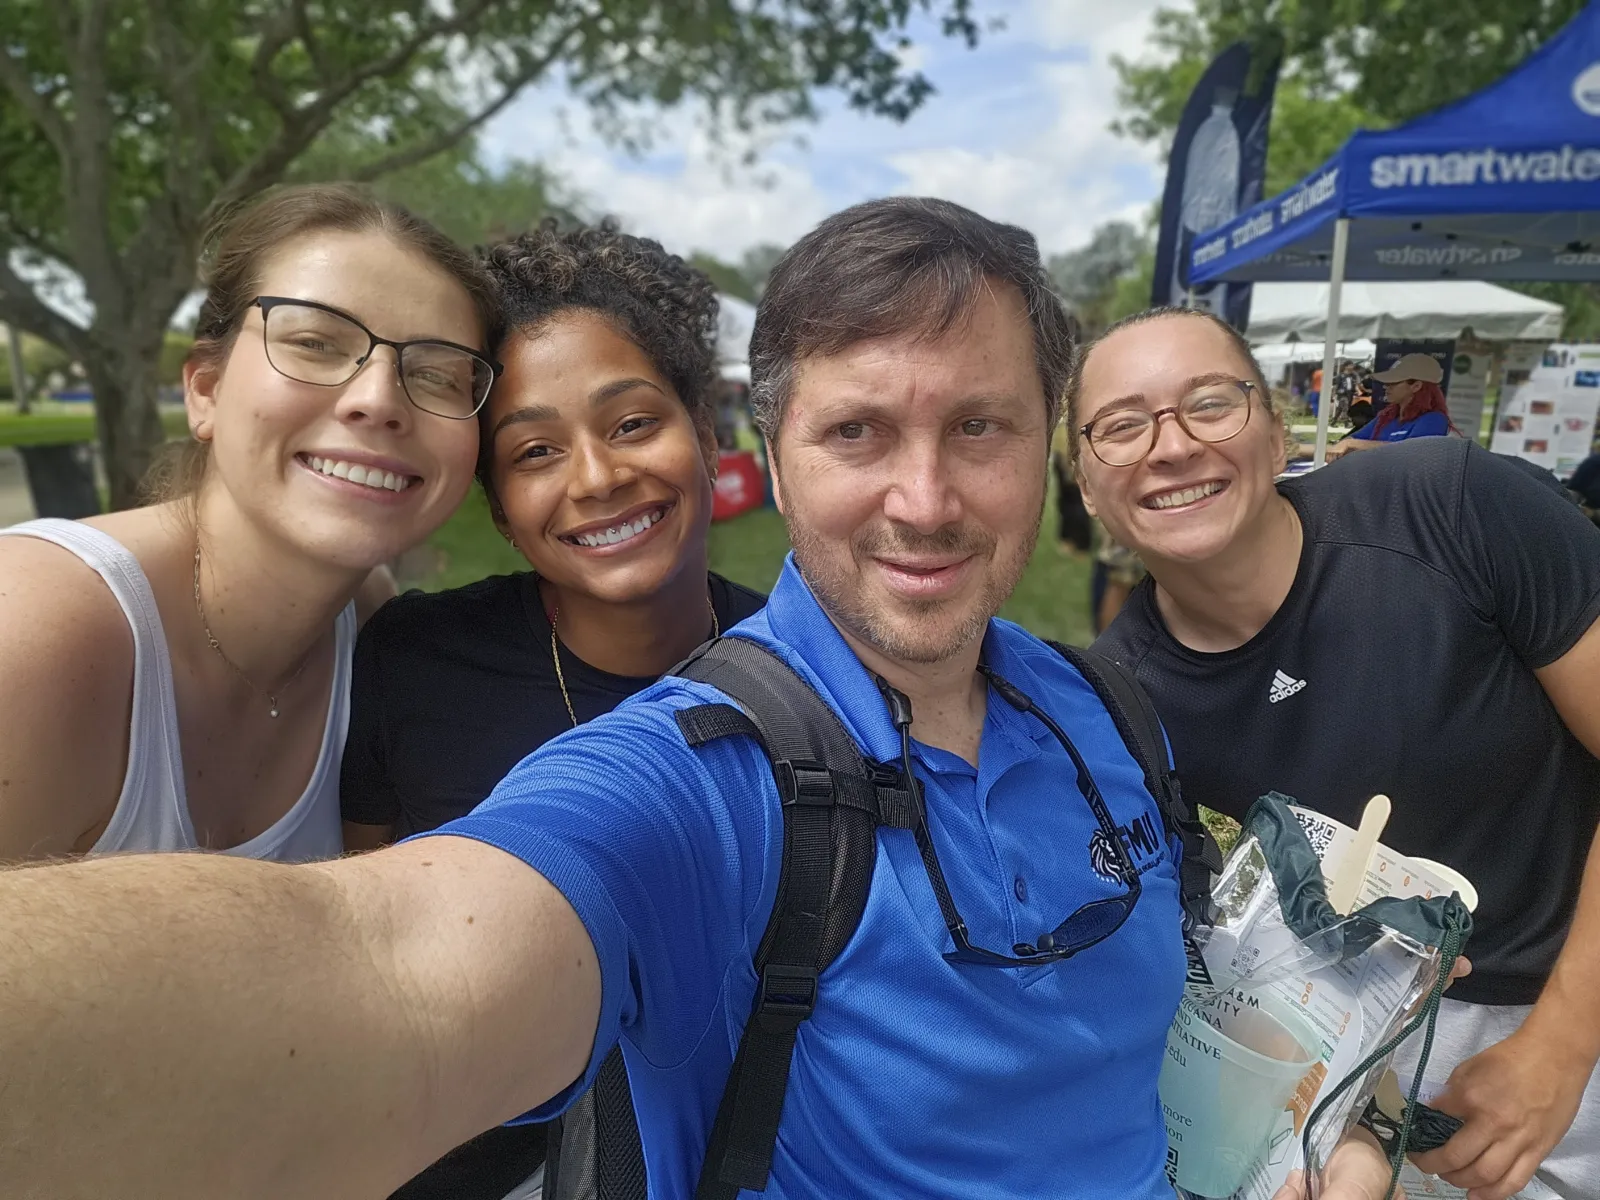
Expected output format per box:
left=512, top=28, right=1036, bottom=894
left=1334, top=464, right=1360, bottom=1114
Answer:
left=0, top=519, right=351, bottom=861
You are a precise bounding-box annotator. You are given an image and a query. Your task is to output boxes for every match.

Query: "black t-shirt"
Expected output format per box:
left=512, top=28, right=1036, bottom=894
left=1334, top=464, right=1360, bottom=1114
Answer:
left=342, top=570, right=767, bottom=839
left=341, top=569, right=766, bottom=1200
left=1095, top=438, right=1600, bottom=1006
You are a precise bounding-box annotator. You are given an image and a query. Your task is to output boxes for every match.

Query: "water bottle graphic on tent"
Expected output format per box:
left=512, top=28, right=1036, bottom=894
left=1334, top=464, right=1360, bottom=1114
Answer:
left=1172, top=88, right=1242, bottom=311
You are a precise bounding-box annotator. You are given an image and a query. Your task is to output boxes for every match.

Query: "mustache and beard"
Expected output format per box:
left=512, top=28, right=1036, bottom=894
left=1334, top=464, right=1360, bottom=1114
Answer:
left=785, top=506, right=1041, bottom=666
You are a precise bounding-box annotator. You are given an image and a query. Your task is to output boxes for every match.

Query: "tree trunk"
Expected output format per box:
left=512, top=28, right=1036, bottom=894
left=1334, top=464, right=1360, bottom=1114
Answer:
left=5, top=323, right=29, bottom=413
left=85, top=332, right=169, bottom=510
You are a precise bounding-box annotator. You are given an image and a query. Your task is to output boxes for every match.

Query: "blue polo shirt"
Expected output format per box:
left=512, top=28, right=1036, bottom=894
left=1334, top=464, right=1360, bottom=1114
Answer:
left=1350, top=409, right=1449, bottom=442
left=432, top=559, right=1185, bottom=1197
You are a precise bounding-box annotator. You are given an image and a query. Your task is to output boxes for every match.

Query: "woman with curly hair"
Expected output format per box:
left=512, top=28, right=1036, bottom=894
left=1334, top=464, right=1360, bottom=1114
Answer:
left=340, top=219, right=765, bottom=1200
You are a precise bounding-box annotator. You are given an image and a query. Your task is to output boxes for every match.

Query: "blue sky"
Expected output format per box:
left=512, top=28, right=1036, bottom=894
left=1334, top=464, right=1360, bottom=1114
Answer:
left=477, top=0, right=1176, bottom=261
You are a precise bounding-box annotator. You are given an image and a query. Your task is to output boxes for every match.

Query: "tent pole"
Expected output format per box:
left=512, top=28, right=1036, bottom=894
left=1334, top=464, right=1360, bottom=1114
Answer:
left=1313, top=218, right=1351, bottom=467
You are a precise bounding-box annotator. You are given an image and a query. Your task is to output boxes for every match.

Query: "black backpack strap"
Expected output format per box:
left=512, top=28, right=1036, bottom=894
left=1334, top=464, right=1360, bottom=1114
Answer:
left=671, top=636, right=915, bottom=1200
left=1048, top=641, right=1222, bottom=934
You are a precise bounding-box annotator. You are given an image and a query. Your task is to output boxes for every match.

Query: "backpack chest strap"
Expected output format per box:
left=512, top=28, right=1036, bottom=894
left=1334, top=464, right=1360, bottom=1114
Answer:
left=676, top=703, right=921, bottom=830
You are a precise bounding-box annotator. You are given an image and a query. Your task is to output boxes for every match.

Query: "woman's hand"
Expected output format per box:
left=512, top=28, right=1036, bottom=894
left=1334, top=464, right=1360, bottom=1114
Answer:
left=1272, top=1127, right=1403, bottom=1200
left=1327, top=437, right=1376, bottom=460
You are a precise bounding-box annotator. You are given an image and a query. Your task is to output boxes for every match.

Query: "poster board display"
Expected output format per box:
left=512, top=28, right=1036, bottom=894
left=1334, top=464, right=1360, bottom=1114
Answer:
left=1490, top=344, right=1600, bottom=475
left=1444, top=339, right=1495, bottom=442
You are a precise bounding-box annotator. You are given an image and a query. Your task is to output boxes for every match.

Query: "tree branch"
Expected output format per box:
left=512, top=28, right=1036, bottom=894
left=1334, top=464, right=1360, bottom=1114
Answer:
left=291, top=0, right=328, bottom=83
left=249, top=3, right=301, bottom=117
left=56, top=0, right=123, bottom=327
left=0, top=50, right=70, bottom=158
left=299, top=0, right=504, bottom=122
left=144, top=0, right=218, bottom=212
left=349, top=30, right=585, bottom=182
left=211, top=0, right=510, bottom=212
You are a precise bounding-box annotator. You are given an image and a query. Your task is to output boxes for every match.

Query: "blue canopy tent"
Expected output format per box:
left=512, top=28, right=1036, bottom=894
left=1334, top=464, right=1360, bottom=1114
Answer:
left=1188, top=0, right=1600, bottom=462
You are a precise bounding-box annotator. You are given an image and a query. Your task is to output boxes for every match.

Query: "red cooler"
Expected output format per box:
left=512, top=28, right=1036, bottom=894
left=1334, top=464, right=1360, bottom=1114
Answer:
left=712, top=450, right=765, bottom=521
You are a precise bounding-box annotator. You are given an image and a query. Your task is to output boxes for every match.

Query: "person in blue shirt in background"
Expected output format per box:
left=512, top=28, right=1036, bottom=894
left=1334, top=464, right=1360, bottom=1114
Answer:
left=0, top=198, right=1394, bottom=1200
left=1329, top=352, right=1458, bottom=459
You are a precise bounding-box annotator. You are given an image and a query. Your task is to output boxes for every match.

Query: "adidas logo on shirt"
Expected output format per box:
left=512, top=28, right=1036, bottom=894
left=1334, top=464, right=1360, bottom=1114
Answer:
left=1268, top=669, right=1307, bottom=704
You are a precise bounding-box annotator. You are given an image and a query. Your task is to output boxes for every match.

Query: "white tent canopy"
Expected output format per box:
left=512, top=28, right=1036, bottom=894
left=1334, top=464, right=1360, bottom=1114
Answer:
left=717, top=294, right=757, bottom=369
left=1246, top=281, right=1564, bottom=344
left=1252, top=339, right=1376, bottom=383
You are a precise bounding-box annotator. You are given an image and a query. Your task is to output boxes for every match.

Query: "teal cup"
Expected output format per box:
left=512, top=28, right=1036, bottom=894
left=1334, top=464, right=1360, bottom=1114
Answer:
left=1159, top=988, right=1319, bottom=1198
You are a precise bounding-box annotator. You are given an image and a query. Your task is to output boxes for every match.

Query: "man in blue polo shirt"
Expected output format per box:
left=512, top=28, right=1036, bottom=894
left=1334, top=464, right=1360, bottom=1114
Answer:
left=0, top=200, right=1391, bottom=1199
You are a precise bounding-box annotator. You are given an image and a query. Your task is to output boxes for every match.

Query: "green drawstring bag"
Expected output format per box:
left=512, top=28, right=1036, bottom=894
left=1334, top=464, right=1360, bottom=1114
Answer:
left=1161, top=793, right=1472, bottom=1200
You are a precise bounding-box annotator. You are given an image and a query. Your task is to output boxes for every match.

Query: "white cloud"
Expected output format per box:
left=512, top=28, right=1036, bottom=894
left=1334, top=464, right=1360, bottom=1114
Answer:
left=479, top=0, right=1183, bottom=260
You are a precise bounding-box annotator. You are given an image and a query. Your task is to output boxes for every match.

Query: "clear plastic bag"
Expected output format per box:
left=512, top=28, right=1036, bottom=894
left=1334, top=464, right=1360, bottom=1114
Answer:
left=1162, top=794, right=1473, bottom=1200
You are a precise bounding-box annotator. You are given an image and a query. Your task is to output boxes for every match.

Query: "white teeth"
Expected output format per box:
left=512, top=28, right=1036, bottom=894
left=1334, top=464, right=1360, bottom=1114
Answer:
left=305, top=456, right=415, bottom=492
left=573, top=508, right=663, bottom=548
left=1148, top=481, right=1223, bottom=510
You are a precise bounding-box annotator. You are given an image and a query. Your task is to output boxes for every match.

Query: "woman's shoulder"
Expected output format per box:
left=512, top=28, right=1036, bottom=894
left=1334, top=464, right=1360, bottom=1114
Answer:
left=0, top=526, right=139, bottom=661
left=709, top=572, right=768, bottom=624
left=0, top=527, right=140, bottom=850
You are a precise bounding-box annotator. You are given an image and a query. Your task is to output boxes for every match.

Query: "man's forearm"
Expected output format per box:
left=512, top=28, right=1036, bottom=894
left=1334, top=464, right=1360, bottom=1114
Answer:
left=0, top=852, right=449, bottom=1198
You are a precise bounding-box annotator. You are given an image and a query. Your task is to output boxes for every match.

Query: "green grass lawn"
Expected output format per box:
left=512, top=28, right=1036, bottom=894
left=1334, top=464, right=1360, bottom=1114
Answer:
left=407, top=488, right=1096, bottom=647
left=0, top=406, right=189, bottom=448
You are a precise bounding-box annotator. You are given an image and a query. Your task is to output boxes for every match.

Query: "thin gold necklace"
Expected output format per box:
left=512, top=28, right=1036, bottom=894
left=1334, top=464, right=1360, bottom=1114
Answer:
left=549, top=591, right=720, bottom=728
left=192, top=537, right=311, bottom=719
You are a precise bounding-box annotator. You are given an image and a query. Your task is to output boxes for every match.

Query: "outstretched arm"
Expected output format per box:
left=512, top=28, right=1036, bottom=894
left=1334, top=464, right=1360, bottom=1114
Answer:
left=0, top=835, right=599, bottom=1200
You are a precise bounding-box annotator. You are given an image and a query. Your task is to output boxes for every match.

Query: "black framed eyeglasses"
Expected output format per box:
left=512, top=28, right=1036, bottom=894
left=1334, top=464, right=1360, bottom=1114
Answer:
left=1080, top=378, right=1257, bottom=468
left=252, top=296, right=502, bottom=420
left=877, top=668, right=1142, bottom=970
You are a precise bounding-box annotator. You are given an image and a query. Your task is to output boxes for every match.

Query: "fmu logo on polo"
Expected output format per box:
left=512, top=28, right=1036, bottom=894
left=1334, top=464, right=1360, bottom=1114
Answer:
left=1088, top=811, right=1165, bottom=882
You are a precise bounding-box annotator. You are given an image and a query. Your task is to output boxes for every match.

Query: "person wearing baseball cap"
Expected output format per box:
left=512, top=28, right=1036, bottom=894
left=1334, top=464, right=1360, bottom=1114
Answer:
left=1328, top=351, right=1459, bottom=458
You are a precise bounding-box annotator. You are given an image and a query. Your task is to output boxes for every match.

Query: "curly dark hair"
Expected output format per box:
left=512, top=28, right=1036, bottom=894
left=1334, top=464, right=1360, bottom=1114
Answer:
left=477, top=218, right=721, bottom=513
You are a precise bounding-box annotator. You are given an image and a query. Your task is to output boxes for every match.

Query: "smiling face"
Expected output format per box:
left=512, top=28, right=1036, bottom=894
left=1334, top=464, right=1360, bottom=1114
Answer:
left=186, top=229, right=484, bottom=570
left=769, top=284, right=1049, bottom=666
left=1076, top=313, right=1286, bottom=567
left=485, top=310, right=717, bottom=606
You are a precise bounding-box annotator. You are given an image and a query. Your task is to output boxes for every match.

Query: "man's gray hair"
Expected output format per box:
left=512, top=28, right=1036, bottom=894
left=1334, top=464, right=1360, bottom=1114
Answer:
left=749, top=197, right=1078, bottom=444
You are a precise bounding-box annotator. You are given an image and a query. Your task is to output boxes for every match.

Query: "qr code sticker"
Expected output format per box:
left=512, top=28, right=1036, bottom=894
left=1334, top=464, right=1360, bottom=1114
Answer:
left=1295, top=810, right=1337, bottom=861
left=1165, top=1144, right=1180, bottom=1185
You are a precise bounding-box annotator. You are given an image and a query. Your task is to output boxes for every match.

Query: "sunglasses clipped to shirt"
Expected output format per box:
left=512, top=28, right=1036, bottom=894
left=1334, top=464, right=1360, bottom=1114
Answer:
left=876, top=667, right=1143, bottom=968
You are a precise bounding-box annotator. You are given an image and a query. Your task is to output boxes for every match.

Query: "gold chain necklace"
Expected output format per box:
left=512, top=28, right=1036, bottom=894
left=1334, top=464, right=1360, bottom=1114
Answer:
left=549, top=592, right=720, bottom=728
left=192, top=537, right=311, bottom=719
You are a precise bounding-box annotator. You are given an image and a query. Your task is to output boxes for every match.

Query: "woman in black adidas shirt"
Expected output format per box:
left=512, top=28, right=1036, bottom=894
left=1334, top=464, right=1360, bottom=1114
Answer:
left=341, top=222, right=765, bottom=1199
left=1073, top=307, right=1600, bottom=1200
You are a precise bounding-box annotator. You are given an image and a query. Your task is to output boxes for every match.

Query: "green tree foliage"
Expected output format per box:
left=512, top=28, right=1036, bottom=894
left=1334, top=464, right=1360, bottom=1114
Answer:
left=0, top=0, right=981, bottom=507
left=689, top=243, right=789, bottom=303
left=1048, top=221, right=1150, bottom=335
left=1112, top=0, right=1599, bottom=338
left=690, top=253, right=761, bottom=303
left=370, top=151, right=585, bottom=250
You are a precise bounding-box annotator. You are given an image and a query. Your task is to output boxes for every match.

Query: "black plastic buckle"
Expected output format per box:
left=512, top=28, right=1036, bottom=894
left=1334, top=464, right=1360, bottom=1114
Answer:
left=757, top=964, right=819, bottom=1026
left=773, top=759, right=835, bottom=807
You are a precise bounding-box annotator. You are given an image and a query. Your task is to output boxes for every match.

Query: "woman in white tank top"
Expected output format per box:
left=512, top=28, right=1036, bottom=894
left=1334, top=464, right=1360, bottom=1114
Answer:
left=0, top=185, right=499, bottom=864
